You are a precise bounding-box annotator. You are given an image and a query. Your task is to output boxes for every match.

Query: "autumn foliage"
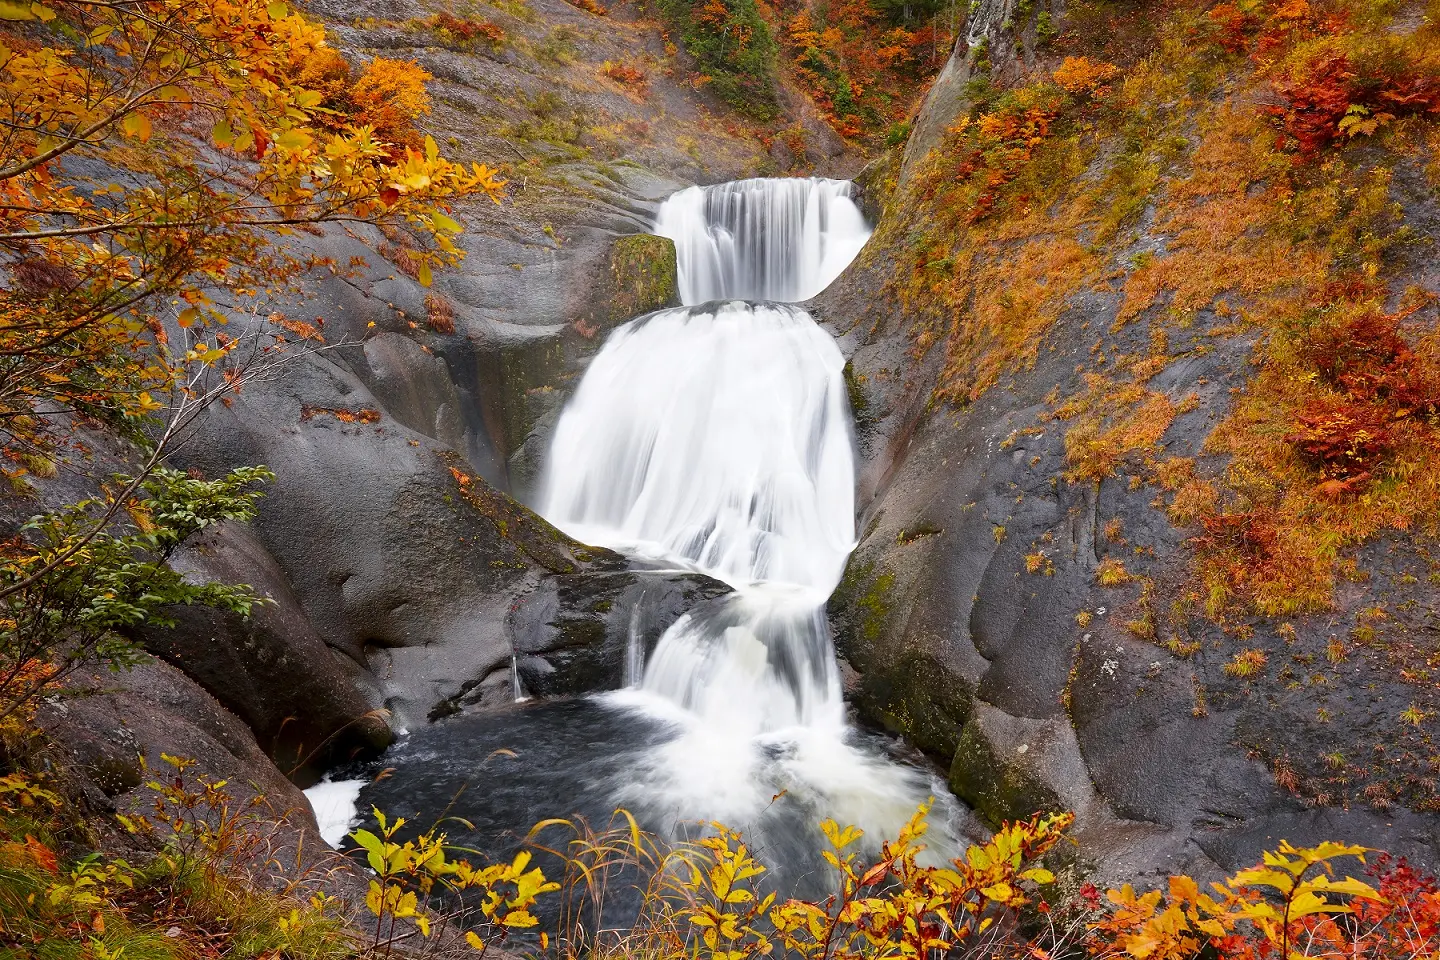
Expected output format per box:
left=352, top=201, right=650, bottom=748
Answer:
left=781, top=0, right=954, bottom=141
left=0, top=0, right=504, bottom=489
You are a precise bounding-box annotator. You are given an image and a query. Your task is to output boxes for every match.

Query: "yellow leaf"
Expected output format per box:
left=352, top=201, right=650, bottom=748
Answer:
left=417, top=261, right=433, bottom=287
left=0, top=1, right=35, bottom=19
left=276, top=129, right=313, bottom=151
left=121, top=112, right=153, bottom=142
left=465, top=931, right=485, bottom=951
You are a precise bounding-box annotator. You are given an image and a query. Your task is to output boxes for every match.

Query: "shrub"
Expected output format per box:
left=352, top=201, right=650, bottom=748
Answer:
left=1286, top=397, right=1393, bottom=482
left=1224, top=648, right=1269, bottom=677
left=0, top=467, right=273, bottom=723
left=654, top=0, right=779, bottom=119
left=428, top=12, right=506, bottom=48
left=603, top=61, right=649, bottom=87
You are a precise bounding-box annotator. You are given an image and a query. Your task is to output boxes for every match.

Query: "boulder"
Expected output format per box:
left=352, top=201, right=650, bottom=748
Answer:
left=37, top=658, right=329, bottom=871
left=136, top=520, right=393, bottom=781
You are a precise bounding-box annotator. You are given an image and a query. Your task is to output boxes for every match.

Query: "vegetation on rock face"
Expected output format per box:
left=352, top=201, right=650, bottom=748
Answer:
left=0, top=0, right=503, bottom=486
left=892, top=0, right=1440, bottom=619
left=652, top=0, right=782, bottom=119
left=780, top=0, right=958, bottom=141
left=0, top=0, right=501, bottom=700
left=12, top=760, right=1440, bottom=960
left=850, top=0, right=1440, bottom=816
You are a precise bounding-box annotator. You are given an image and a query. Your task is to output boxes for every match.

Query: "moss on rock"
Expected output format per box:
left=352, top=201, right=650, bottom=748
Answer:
left=605, top=234, right=680, bottom=327
left=831, top=558, right=973, bottom=759
left=949, top=718, right=1064, bottom=828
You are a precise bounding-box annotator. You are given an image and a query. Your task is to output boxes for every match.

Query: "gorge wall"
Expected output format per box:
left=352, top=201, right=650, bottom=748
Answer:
left=816, top=0, right=1440, bottom=884
left=11, top=0, right=1438, bottom=894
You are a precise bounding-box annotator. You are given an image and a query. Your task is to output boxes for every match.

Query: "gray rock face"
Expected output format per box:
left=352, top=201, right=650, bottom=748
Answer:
left=137, top=520, right=393, bottom=781
left=811, top=31, right=1440, bottom=884
left=509, top=567, right=732, bottom=699
left=818, top=255, right=1440, bottom=883
left=37, top=658, right=327, bottom=866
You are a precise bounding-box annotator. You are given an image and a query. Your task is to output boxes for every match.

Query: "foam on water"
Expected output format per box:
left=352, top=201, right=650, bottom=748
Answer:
left=304, top=778, right=367, bottom=847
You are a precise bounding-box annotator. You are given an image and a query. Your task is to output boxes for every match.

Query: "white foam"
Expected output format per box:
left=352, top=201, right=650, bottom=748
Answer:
left=303, top=778, right=367, bottom=848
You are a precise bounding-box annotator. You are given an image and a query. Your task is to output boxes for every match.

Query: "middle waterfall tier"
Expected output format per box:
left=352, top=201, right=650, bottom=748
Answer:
left=539, top=300, right=856, bottom=594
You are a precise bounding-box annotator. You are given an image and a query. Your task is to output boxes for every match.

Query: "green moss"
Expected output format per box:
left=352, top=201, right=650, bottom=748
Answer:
left=842, top=361, right=871, bottom=422
left=949, top=720, right=1064, bottom=828
left=607, top=234, right=680, bottom=325
left=831, top=559, right=974, bottom=759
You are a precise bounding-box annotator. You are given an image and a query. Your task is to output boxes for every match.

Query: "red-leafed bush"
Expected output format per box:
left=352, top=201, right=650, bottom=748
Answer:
left=1268, top=51, right=1440, bottom=156
left=1197, top=510, right=1281, bottom=560
left=430, top=12, right=506, bottom=46
left=603, top=61, right=648, bottom=86
left=1287, top=397, right=1394, bottom=478
left=1301, top=308, right=1440, bottom=416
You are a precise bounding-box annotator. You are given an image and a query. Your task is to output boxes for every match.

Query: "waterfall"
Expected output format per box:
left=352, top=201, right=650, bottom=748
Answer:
left=653, top=178, right=871, bottom=304
left=539, top=178, right=951, bottom=856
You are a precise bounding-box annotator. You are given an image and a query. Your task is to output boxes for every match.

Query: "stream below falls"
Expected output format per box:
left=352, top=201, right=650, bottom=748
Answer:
left=312, top=177, right=967, bottom=902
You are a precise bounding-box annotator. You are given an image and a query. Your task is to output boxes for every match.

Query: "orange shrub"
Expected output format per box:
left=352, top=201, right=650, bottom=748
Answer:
left=603, top=60, right=648, bottom=86
left=351, top=57, right=432, bottom=146
left=425, top=293, right=456, bottom=334
left=1053, top=56, right=1121, bottom=96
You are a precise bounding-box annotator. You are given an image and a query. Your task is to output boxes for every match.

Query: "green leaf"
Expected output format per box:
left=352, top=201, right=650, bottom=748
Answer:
left=0, top=1, right=35, bottom=19
left=212, top=119, right=235, bottom=148
left=431, top=211, right=462, bottom=234
left=267, top=0, right=288, bottom=17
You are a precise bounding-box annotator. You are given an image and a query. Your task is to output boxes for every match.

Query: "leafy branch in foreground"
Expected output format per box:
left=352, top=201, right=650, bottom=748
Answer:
left=0, top=464, right=273, bottom=722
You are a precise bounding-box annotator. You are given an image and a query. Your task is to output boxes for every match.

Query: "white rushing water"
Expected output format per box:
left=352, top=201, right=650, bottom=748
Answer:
left=542, top=302, right=854, bottom=593
left=653, top=178, right=871, bottom=304
left=540, top=178, right=951, bottom=853
left=303, top=778, right=367, bottom=847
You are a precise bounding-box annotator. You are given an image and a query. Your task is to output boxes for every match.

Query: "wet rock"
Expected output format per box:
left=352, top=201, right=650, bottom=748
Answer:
left=509, top=566, right=731, bottom=697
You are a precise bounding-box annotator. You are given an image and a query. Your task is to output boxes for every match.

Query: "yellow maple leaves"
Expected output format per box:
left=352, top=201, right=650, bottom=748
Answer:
left=0, top=0, right=502, bottom=481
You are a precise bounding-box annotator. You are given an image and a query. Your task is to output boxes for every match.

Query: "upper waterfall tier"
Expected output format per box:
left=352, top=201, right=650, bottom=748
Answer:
left=653, top=178, right=871, bottom=304
left=538, top=301, right=855, bottom=593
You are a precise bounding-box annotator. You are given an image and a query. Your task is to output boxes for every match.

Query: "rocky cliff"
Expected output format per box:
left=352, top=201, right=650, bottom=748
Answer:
left=817, top=0, right=1440, bottom=884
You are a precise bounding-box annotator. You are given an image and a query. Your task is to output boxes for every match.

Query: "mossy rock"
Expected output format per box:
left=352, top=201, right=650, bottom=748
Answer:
left=604, top=234, right=680, bottom=327
left=949, top=717, right=1064, bottom=828
left=831, top=558, right=973, bottom=759
left=854, top=649, right=973, bottom=760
